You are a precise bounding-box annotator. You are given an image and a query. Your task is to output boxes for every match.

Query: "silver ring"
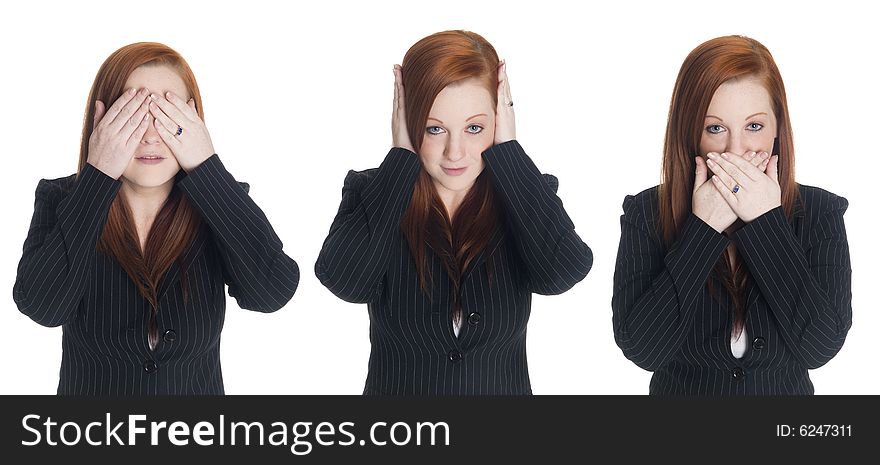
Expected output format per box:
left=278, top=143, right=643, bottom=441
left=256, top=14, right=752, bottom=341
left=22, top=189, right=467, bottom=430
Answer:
left=732, top=184, right=740, bottom=194
left=175, top=126, right=183, bottom=137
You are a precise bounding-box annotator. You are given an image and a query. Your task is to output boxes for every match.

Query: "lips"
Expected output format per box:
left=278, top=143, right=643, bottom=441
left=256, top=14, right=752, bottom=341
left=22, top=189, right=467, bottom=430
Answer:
left=135, top=154, right=166, bottom=165
left=442, top=166, right=467, bottom=176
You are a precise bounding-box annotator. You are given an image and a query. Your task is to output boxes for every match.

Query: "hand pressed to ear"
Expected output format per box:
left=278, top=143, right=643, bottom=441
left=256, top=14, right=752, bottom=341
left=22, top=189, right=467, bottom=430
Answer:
left=148, top=91, right=215, bottom=172
left=706, top=151, right=781, bottom=222
left=391, top=65, right=415, bottom=153
left=494, top=60, right=516, bottom=145
left=87, top=87, right=152, bottom=179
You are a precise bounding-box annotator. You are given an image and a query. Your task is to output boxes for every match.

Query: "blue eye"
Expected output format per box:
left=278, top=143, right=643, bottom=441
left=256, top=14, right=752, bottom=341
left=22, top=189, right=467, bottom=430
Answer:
left=466, top=124, right=483, bottom=134
left=746, top=122, right=764, bottom=131
left=426, top=126, right=445, bottom=135
left=706, top=124, right=725, bottom=134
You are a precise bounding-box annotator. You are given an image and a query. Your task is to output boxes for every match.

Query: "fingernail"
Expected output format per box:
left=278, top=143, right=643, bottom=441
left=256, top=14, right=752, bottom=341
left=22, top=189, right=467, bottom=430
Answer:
left=150, top=93, right=157, bottom=100
left=706, top=152, right=716, bottom=159
left=706, top=159, right=715, bottom=167
left=720, top=152, right=729, bottom=159
left=761, top=151, right=769, bottom=159
left=128, top=88, right=137, bottom=95
left=166, top=92, right=173, bottom=99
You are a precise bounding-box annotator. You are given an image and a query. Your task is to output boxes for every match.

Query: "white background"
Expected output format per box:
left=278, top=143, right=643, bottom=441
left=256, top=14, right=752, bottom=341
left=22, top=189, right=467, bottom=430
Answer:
left=1, top=0, right=876, bottom=394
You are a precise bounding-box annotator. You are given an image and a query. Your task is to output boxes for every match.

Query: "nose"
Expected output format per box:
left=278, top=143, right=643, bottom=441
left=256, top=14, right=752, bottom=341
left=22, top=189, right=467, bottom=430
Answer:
left=141, top=115, right=162, bottom=145
left=725, top=131, right=746, bottom=156
left=443, top=134, right=465, bottom=162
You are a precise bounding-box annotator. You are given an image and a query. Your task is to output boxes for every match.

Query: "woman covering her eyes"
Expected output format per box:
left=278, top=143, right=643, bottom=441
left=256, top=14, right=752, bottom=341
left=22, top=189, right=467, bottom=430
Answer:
left=13, top=42, right=299, bottom=395
left=316, top=30, right=593, bottom=395
left=612, top=35, right=852, bottom=394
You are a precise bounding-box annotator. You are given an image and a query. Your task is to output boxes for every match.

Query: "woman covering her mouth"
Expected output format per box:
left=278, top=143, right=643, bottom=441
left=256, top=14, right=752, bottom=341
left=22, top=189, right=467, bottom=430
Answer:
left=13, top=42, right=300, bottom=395
left=315, top=30, right=593, bottom=395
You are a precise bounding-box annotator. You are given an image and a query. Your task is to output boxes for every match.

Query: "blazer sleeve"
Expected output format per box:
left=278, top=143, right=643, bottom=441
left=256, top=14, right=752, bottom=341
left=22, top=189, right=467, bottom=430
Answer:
left=611, top=193, right=730, bottom=371
left=482, top=140, right=593, bottom=295
left=314, top=148, right=421, bottom=304
left=731, top=198, right=852, bottom=369
left=176, top=154, right=299, bottom=312
left=13, top=163, right=121, bottom=327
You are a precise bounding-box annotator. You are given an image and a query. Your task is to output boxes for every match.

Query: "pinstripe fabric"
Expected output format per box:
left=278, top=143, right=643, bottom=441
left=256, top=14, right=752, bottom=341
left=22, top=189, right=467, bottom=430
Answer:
left=316, top=140, right=593, bottom=395
left=13, top=154, right=299, bottom=395
left=612, top=184, right=851, bottom=395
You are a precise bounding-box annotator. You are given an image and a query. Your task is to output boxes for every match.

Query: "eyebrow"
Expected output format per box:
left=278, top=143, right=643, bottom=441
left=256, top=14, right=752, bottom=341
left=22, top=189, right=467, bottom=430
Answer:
left=426, top=114, right=489, bottom=125
left=705, top=112, right=768, bottom=122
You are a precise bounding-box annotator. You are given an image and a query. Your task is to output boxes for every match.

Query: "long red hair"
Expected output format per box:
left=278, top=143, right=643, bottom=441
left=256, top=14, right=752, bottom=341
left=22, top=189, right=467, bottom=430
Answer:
left=659, top=35, right=799, bottom=334
left=77, top=42, right=203, bottom=350
left=400, top=30, right=500, bottom=322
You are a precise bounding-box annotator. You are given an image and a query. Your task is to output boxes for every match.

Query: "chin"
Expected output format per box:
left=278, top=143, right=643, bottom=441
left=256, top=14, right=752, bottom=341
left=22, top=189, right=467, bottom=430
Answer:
left=121, top=169, right=179, bottom=189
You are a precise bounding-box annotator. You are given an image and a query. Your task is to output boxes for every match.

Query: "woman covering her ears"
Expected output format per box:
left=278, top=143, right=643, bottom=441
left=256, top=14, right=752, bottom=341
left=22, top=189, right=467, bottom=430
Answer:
left=315, top=30, right=593, bottom=395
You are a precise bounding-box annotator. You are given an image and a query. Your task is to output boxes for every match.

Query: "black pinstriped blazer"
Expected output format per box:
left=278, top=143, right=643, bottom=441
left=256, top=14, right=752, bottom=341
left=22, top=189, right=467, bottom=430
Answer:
left=612, top=184, right=851, bottom=395
left=14, top=154, right=299, bottom=395
left=316, top=140, right=593, bottom=395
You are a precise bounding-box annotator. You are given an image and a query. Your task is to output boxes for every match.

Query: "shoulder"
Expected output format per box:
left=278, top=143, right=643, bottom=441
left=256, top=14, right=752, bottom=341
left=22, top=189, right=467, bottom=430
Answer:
left=797, top=184, right=849, bottom=216
left=541, top=173, right=559, bottom=193
left=621, top=185, right=660, bottom=221
left=341, top=167, right=379, bottom=194
left=34, top=173, right=77, bottom=205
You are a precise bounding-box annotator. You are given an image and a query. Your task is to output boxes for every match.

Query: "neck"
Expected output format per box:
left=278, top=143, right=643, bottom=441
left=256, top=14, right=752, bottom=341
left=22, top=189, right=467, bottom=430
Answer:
left=121, top=178, right=174, bottom=242
left=435, top=183, right=471, bottom=220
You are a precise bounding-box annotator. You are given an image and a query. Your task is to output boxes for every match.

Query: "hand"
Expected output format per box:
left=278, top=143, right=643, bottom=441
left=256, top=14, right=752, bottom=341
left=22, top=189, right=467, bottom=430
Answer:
left=494, top=60, right=516, bottom=144
left=148, top=91, right=215, bottom=172
left=87, top=88, right=151, bottom=179
left=706, top=151, right=781, bottom=222
left=391, top=65, right=414, bottom=153
left=692, top=155, right=738, bottom=233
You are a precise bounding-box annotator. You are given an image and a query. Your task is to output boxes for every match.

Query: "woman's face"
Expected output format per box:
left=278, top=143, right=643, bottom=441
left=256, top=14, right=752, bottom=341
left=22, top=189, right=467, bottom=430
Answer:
left=119, top=64, right=187, bottom=189
left=699, top=75, right=777, bottom=157
left=419, top=77, right=495, bottom=198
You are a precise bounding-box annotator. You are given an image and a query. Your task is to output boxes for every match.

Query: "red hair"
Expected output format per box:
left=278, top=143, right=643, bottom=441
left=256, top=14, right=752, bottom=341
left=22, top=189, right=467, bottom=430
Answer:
left=399, top=30, right=500, bottom=322
left=78, top=42, right=203, bottom=350
left=659, top=35, right=799, bottom=333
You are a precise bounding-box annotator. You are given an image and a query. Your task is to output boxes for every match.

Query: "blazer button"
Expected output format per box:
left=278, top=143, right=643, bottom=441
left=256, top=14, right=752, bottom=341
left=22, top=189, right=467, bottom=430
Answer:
left=163, top=329, right=177, bottom=343
left=731, top=367, right=745, bottom=380
left=467, top=312, right=481, bottom=326
left=448, top=350, right=463, bottom=363
left=752, top=336, right=766, bottom=350
left=143, top=360, right=158, bottom=374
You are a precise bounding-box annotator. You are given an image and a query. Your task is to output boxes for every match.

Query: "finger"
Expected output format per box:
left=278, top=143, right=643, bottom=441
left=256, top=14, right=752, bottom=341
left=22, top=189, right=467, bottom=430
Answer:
left=710, top=152, right=755, bottom=185
left=127, top=113, right=151, bottom=146
left=120, top=101, right=151, bottom=138
left=392, top=65, right=400, bottom=118
left=101, top=88, right=137, bottom=127
left=705, top=155, right=739, bottom=192
left=501, top=61, right=512, bottom=103
left=745, top=151, right=764, bottom=168
left=149, top=93, right=190, bottom=127
left=394, top=65, right=405, bottom=113
left=187, top=98, right=197, bottom=115
left=165, top=91, right=199, bottom=122
left=767, top=155, right=779, bottom=183
left=712, top=175, right=739, bottom=207
left=717, top=151, right=761, bottom=182
left=694, top=156, right=707, bottom=192
left=149, top=102, right=180, bottom=136
left=107, top=88, right=150, bottom=132
left=93, top=100, right=106, bottom=127
left=153, top=117, right=181, bottom=148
